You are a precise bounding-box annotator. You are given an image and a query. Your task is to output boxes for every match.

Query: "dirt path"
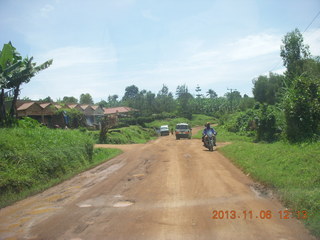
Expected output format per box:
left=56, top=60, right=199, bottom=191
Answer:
left=0, top=127, right=316, bottom=240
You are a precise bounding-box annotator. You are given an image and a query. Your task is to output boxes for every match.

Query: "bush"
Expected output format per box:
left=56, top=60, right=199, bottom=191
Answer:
left=221, top=105, right=284, bottom=142
left=283, top=76, right=320, bottom=142
left=255, top=104, right=284, bottom=142
left=224, top=109, right=256, bottom=136
left=18, top=117, right=42, bottom=128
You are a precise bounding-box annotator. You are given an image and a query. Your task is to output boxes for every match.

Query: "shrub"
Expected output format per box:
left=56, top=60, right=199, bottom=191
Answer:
left=283, top=76, right=320, bottom=142
left=255, top=104, right=284, bottom=142
left=17, top=117, right=42, bottom=128
left=225, top=109, right=256, bottom=135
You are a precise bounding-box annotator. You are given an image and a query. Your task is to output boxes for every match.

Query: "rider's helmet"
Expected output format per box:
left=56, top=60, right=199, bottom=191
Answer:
left=206, top=122, right=210, bottom=128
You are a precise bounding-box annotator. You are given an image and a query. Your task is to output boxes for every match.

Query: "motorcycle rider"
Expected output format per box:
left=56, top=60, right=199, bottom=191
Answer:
left=202, top=122, right=217, bottom=146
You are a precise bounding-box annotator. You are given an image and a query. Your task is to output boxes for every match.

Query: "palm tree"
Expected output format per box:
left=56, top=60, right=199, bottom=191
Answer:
left=206, top=89, right=217, bottom=99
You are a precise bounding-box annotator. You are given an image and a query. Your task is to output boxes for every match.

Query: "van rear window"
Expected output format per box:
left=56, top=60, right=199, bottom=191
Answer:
left=176, top=125, right=188, bottom=129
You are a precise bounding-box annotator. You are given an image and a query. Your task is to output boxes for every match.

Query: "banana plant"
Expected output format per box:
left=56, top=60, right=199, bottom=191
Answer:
left=0, top=42, right=53, bottom=126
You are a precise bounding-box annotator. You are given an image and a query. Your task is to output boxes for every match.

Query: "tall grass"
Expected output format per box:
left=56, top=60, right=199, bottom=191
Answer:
left=0, top=127, right=121, bottom=208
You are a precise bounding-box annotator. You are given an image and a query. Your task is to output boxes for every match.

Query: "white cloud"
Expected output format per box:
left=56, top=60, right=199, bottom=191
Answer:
left=38, top=46, right=117, bottom=70
left=118, top=32, right=284, bottom=96
left=304, top=28, right=320, bottom=56
left=20, top=45, right=118, bottom=101
left=20, top=32, right=288, bottom=101
left=227, top=33, right=281, bottom=61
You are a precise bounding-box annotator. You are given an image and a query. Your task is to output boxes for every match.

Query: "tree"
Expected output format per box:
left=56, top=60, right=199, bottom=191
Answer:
left=206, top=89, right=217, bottom=99
left=107, top=94, right=119, bottom=107
left=195, top=85, right=202, bottom=98
left=176, top=84, right=190, bottom=98
left=97, top=99, right=108, bottom=108
left=80, top=93, right=94, bottom=105
left=225, top=89, right=241, bottom=112
left=122, top=85, right=139, bottom=102
left=158, top=84, right=169, bottom=96
left=156, top=84, right=175, bottom=113
left=99, top=115, right=117, bottom=143
left=280, top=28, right=310, bottom=84
left=283, top=67, right=320, bottom=142
left=39, top=96, right=53, bottom=102
left=62, top=96, right=78, bottom=104
left=252, top=73, right=284, bottom=105
left=0, top=43, right=19, bottom=124
left=0, top=42, right=52, bottom=125
left=280, top=29, right=320, bottom=142
left=176, top=84, right=193, bottom=119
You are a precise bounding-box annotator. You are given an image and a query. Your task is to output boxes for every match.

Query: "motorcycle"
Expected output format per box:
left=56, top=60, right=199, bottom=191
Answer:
left=204, top=131, right=215, bottom=151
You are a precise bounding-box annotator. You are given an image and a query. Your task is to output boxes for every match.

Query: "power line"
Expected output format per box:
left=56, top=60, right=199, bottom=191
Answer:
left=268, top=9, right=320, bottom=73
left=303, top=9, right=320, bottom=33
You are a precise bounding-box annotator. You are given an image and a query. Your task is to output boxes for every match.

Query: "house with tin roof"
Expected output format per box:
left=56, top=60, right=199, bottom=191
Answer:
left=103, top=106, right=137, bottom=116
left=15, top=100, right=131, bottom=128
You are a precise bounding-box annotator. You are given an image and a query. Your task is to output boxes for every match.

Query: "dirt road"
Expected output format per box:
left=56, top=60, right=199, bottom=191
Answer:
left=0, top=127, right=316, bottom=240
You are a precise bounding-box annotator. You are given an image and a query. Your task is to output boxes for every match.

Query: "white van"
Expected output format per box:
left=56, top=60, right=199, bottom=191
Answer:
left=160, top=125, right=169, bottom=136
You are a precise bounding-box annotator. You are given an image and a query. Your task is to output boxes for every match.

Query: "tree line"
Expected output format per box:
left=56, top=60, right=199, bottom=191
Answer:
left=243, top=28, right=319, bottom=142
left=1, top=28, right=319, bottom=142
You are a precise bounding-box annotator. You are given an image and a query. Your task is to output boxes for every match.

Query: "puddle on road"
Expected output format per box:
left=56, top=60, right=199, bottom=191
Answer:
left=132, top=173, right=145, bottom=178
left=29, top=207, right=57, bottom=215
left=250, top=183, right=273, bottom=199
left=77, top=204, right=92, bottom=208
left=113, top=200, right=134, bottom=208
left=113, top=194, right=123, bottom=198
left=132, top=173, right=145, bottom=180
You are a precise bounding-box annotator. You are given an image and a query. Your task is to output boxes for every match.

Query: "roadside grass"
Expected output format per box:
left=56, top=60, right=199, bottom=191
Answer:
left=215, top=126, right=320, bottom=237
left=106, top=125, right=156, bottom=144
left=91, top=125, right=157, bottom=144
left=0, top=127, right=122, bottom=208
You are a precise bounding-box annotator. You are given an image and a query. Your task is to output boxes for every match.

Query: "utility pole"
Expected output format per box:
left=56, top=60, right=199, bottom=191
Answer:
left=227, top=88, right=237, bottom=112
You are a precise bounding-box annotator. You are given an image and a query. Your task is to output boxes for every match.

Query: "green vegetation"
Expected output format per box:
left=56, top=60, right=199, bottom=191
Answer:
left=218, top=139, right=320, bottom=236
left=92, top=125, right=157, bottom=144
left=193, top=125, right=251, bottom=142
left=0, top=125, right=122, bottom=208
left=0, top=42, right=52, bottom=127
left=145, top=114, right=215, bottom=129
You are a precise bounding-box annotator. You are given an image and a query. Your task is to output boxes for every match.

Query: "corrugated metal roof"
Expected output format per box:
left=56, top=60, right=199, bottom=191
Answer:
left=17, top=102, right=35, bottom=111
left=80, top=104, right=90, bottom=110
left=39, top=103, right=51, bottom=109
left=67, top=104, right=78, bottom=109
left=103, top=107, right=137, bottom=115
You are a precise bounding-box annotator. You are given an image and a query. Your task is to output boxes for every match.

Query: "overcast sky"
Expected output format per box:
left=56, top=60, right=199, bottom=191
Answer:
left=1, top=0, right=320, bottom=102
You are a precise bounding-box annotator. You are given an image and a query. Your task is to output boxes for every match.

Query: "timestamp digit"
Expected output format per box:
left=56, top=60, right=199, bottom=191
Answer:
left=230, top=210, right=236, bottom=219
left=279, top=210, right=290, bottom=219
left=302, top=210, right=308, bottom=219
left=283, top=210, right=290, bottom=219
left=243, top=210, right=252, bottom=219
left=212, top=210, right=218, bottom=219
left=266, top=210, right=272, bottom=219
left=218, top=210, right=224, bottom=219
